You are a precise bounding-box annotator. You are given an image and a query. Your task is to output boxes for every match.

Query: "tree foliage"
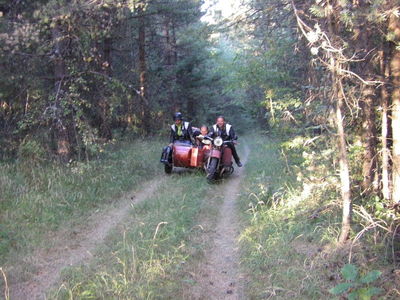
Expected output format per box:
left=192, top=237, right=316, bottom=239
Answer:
left=0, top=0, right=229, bottom=160
left=216, top=0, right=400, bottom=245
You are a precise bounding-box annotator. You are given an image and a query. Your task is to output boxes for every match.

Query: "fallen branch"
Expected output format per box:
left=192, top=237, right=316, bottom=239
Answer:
left=308, top=203, right=336, bottom=219
left=0, top=268, right=9, bottom=300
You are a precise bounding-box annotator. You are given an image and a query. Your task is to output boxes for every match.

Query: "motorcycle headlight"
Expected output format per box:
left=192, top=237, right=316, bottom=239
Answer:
left=214, top=137, right=223, bottom=147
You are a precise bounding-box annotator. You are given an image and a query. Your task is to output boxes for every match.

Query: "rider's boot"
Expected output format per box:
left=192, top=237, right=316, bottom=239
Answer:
left=231, top=145, right=242, bottom=167
left=166, top=146, right=172, bottom=164
left=160, top=147, right=169, bottom=163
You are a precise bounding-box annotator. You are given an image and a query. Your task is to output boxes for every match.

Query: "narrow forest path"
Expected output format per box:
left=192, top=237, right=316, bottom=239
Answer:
left=189, top=145, right=249, bottom=300
left=10, top=177, right=163, bottom=300
left=8, top=144, right=250, bottom=300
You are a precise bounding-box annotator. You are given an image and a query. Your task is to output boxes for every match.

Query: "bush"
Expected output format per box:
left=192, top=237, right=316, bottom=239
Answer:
left=17, top=137, right=46, bottom=164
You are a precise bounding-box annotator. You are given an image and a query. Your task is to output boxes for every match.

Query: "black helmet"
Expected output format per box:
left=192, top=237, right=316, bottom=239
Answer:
left=173, top=112, right=183, bottom=121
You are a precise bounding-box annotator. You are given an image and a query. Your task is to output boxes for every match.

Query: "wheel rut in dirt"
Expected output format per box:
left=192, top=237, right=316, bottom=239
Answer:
left=191, top=145, right=250, bottom=300
left=9, top=178, right=163, bottom=300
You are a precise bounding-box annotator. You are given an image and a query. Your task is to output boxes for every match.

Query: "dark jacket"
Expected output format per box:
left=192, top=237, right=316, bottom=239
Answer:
left=169, top=121, right=193, bottom=143
left=208, top=123, right=237, bottom=141
left=192, top=127, right=201, bottom=138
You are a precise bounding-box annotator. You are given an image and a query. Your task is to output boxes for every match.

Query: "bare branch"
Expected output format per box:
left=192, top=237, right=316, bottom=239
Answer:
left=291, top=0, right=382, bottom=86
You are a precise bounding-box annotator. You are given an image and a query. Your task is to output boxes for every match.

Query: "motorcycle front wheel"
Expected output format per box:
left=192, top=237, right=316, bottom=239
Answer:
left=206, top=157, right=219, bottom=183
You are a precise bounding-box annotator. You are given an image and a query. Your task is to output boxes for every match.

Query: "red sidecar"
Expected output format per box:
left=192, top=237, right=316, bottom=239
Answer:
left=164, top=141, right=210, bottom=174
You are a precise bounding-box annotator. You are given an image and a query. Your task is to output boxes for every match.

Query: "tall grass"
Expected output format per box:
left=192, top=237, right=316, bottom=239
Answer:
left=50, top=172, right=213, bottom=299
left=237, top=135, right=342, bottom=299
left=0, top=138, right=163, bottom=265
left=238, top=134, right=400, bottom=299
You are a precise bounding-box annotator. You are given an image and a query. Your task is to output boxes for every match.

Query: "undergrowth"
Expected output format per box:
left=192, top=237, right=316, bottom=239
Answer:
left=238, top=134, right=399, bottom=299
left=0, top=138, right=163, bottom=266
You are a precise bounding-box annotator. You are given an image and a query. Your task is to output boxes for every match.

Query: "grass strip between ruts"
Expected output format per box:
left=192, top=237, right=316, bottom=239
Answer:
left=50, top=170, right=214, bottom=299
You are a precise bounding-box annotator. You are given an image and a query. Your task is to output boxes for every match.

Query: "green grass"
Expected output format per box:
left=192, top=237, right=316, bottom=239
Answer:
left=237, top=134, right=343, bottom=299
left=0, top=138, right=163, bottom=266
left=49, top=171, right=216, bottom=299
left=3, top=134, right=396, bottom=299
left=237, top=134, right=400, bottom=299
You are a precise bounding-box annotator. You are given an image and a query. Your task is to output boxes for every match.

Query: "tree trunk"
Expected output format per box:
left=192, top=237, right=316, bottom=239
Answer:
left=99, top=37, right=113, bottom=140
left=164, top=17, right=172, bottom=66
left=52, top=24, right=71, bottom=163
left=164, top=17, right=178, bottom=112
left=99, top=98, right=112, bottom=140
left=380, top=44, right=392, bottom=201
left=360, top=82, right=377, bottom=193
left=126, top=16, right=135, bottom=129
left=351, top=2, right=377, bottom=193
left=187, top=96, right=195, bottom=120
left=171, top=21, right=180, bottom=111
left=138, top=4, right=150, bottom=132
left=390, top=13, right=400, bottom=203
left=327, top=1, right=352, bottom=243
left=336, top=76, right=352, bottom=243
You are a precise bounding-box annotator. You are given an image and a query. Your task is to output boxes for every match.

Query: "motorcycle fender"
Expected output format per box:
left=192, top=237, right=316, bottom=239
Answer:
left=222, top=146, right=233, bottom=166
left=210, top=149, right=221, bottom=159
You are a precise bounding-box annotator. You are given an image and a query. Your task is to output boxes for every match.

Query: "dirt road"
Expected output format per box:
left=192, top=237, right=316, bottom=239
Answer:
left=9, top=145, right=249, bottom=300
left=190, top=146, right=249, bottom=299
left=9, top=178, right=162, bottom=300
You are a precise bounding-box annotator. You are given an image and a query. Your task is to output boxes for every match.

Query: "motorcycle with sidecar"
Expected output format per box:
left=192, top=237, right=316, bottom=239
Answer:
left=160, top=136, right=235, bottom=183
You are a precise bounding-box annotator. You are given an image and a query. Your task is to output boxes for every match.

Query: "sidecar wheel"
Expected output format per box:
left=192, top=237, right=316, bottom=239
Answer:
left=164, top=164, right=173, bottom=174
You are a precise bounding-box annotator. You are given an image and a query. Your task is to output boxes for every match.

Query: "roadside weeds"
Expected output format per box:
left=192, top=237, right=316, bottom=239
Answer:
left=237, top=135, right=400, bottom=299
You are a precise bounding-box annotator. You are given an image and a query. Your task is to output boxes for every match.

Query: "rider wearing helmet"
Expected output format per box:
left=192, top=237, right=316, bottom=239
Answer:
left=207, top=115, right=242, bottom=167
left=160, top=112, right=193, bottom=163
left=169, top=112, right=193, bottom=145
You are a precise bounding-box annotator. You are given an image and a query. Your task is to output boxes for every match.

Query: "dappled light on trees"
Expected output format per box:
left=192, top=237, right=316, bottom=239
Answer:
left=219, top=0, right=400, bottom=245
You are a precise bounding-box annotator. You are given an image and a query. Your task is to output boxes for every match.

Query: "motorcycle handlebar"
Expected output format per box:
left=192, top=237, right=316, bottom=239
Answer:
left=203, top=136, right=236, bottom=144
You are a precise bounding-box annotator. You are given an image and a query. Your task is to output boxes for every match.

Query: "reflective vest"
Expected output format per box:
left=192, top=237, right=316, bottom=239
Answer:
left=171, top=122, right=190, bottom=136
left=213, top=123, right=231, bottom=137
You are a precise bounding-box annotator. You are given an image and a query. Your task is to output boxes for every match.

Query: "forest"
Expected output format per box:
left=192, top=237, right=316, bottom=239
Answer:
left=1, top=0, right=400, bottom=299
